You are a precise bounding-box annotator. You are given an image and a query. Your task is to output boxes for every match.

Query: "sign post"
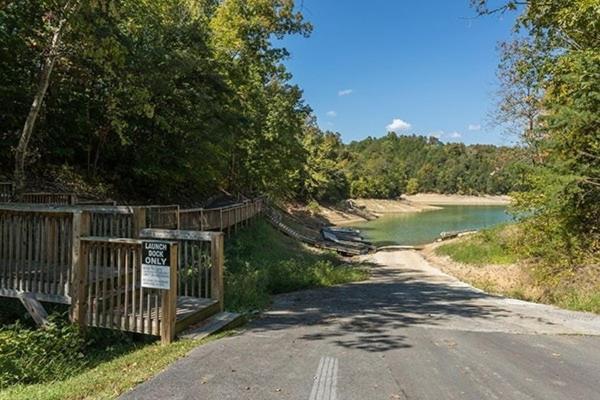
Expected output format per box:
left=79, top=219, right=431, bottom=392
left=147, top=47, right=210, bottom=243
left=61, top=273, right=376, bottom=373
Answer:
left=141, top=241, right=171, bottom=289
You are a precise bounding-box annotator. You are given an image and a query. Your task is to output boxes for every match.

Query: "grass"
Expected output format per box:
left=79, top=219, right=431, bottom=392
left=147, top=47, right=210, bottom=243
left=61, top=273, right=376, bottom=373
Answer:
left=435, top=224, right=519, bottom=266
left=551, top=291, right=600, bottom=314
left=224, top=219, right=369, bottom=311
left=0, top=333, right=229, bottom=400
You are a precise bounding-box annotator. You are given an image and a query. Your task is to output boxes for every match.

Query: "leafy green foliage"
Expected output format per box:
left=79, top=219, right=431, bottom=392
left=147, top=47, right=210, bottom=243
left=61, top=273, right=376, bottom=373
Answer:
left=0, top=1, right=527, bottom=203
left=494, top=1, right=600, bottom=270
left=0, top=316, right=85, bottom=388
left=0, top=0, right=311, bottom=201
left=345, top=134, right=524, bottom=199
left=0, top=333, right=226, bottom=400
left=224, top=219, right=368, bottom=311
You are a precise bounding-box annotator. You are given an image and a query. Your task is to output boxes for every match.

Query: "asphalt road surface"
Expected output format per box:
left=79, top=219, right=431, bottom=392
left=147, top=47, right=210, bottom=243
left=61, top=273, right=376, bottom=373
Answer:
left=122, top=250, right=600, bottom=400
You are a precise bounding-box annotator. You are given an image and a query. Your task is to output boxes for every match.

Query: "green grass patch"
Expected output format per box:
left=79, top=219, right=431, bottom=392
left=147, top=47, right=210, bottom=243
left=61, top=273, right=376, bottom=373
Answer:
left=435, top=224, right=520, bottom=266
left=0, top=332, right=227, bottom=400
left=224, top=219, right=369, bottom=311
left=552, top=291, right=600, bottom=314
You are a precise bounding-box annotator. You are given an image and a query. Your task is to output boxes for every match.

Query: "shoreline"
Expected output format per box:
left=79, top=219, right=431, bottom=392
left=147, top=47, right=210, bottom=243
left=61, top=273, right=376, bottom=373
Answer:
left=319, top=194, right=510, bottom=226
left=402, top=193, right=511, bottom=206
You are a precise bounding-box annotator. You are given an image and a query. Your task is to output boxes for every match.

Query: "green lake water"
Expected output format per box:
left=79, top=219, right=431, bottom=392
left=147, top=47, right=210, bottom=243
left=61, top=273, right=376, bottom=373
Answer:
left=352, top=205, right=513, bottom=246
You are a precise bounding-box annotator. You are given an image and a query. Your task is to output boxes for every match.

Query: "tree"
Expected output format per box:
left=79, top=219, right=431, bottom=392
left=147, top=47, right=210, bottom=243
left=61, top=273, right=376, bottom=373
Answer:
left=476, top=0, right=600, bottom=266
left=301, top=122, right=349, bottom=202
left=406, top=178, right=419, bottom=195
left=493, top=38, right=546, bottom=162
left=13, top=0, right=81, bottom=195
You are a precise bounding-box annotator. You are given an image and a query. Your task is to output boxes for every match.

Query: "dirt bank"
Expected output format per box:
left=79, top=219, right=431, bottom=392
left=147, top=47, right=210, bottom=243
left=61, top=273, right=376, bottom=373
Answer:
left=351, top=198, right=439, bottom=214
left=403, top=193, right=511, bottom=206
left=420, top=240, right=542, bottom=300
left=287, top=194, right=510, bottom=227
left=319, top=198, right=438, bottom=225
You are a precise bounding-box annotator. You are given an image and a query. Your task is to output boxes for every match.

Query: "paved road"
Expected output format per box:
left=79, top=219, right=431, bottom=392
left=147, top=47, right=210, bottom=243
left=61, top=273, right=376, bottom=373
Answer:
left=122, top=250, right=600, bottom=400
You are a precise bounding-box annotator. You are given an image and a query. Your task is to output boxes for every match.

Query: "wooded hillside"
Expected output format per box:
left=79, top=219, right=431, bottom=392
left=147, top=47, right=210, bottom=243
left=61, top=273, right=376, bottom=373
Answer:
left=0, top=1, right=526, bottom=204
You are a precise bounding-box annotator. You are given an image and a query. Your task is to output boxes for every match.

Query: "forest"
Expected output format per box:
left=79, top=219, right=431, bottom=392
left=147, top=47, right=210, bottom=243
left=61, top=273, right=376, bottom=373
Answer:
left=0, top=0, right=525, bottom=204
left=0, top=0, right=598, bottom=266
left=303, top=131, right=526, bottom=202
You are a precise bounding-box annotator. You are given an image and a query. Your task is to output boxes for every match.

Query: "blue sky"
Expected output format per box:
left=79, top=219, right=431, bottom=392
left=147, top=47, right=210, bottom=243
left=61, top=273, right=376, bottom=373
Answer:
left=280, top=0, right=518, bottom=145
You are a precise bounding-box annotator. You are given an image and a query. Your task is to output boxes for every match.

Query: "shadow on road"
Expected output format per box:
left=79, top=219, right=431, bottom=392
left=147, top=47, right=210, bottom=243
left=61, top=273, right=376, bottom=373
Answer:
left=245, top=261, right=516, bottom=352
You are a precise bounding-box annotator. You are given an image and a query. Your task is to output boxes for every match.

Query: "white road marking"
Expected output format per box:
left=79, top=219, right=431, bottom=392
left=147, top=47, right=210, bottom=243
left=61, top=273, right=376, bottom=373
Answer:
left=309, top=356, right=338, bottom=400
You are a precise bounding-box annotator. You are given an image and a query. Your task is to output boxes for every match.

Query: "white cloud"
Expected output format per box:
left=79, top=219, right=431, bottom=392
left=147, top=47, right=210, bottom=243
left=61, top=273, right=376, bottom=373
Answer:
left=429, top=130, right=444, bottom=139
left=386, top=118, right=411, bottom=132
left=450, top=131, right=462, bottom=138
left=326, top=110, right=337, bottom=117
left=468, top=124, right=481, bottom=131
left=338, top=89, right=353, bottom=96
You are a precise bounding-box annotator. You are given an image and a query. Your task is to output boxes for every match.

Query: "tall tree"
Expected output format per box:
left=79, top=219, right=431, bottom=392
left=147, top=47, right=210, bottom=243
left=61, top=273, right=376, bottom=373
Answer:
left=493, top=38, right=546, bottom=162
left=13, top=0, right=81, bottom=195
left=476, top=0, right=600, bottom=266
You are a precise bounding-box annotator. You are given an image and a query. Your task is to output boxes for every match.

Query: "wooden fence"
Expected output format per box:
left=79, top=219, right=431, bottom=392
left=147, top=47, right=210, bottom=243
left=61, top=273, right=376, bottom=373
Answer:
left=180, top=197, right=265, bottom=233
left=20, top=192, right=77, bottom=205
left=73, top=229, right=223, bottom=343
left=146, top=205, right=180, bottom=230
left=0, top=207, right=76, bottom=304
left=0, top=183, right=13, bottom=203
left=74, top=237, right=178, bottom=343
left=140, top=229, right=224, bottom=332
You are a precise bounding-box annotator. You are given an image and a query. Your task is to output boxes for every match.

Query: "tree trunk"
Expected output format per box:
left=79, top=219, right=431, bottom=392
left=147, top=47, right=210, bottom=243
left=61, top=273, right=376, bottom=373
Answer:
left=13, top=0, right=80, bottom=196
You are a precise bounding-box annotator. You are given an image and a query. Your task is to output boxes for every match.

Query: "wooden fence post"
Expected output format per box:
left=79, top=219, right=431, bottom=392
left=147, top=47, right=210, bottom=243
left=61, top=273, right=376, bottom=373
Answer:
left=161, top=242, right=178, bottom=344
left=132, top=207, right=147, bottom=238
left=70, top=211, right=90, bottom=328
left=210, top=233, right=224, bottom=312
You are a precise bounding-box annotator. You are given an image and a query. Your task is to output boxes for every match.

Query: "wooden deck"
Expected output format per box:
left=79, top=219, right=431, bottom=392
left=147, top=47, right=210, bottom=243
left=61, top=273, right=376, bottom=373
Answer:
left=0, top=197, right=262, bottom=343
left=87, top=296, right=219, bottom=336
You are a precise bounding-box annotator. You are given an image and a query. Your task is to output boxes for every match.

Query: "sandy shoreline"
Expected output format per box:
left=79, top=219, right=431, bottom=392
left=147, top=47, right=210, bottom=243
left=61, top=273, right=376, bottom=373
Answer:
left=315, top=194, right=511, bottom=226
left=351, top=198, right=439, bottom=213
left=403, top=193, right=511, bottom=206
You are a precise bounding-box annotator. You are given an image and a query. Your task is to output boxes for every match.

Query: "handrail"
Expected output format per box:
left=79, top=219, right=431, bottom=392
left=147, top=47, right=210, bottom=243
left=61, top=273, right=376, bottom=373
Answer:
left=140, top=228, right=224, bottom=312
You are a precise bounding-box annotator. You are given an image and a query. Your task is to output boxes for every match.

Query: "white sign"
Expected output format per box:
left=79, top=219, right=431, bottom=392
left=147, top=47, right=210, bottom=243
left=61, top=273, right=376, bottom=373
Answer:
left=141, top=241, right=171, bottom=289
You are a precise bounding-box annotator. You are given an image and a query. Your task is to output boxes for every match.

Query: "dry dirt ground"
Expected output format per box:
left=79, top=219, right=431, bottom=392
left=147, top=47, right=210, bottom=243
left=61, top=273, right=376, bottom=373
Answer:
left=403, top=193, right=511, bottom=206
left=421, top=240, right=545, bottom=300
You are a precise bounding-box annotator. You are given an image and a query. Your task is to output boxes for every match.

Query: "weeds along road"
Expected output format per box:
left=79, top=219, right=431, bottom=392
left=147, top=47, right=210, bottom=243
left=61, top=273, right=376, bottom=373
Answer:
left=122, top=250, right=600, bottom=400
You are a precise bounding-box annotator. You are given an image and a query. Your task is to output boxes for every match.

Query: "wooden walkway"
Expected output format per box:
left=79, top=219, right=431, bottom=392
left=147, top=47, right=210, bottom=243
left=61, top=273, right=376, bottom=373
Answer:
left=0, top=196, right=264, bottom=343
left=264, top=208, right=372, bottom=256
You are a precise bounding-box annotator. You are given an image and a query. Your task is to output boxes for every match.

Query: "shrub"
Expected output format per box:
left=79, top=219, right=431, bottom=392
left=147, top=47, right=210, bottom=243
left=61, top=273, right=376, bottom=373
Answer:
left=307, top=200, right=321, bottom=215
left=224, top=219, right=368, bottom=311
left=0, top=316, right=86, bottom=388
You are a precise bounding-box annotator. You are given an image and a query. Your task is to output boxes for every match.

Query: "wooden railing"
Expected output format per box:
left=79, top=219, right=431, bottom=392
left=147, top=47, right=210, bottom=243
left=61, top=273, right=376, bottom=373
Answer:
left=83, top=206, right=145, bottom=239
left=74, top=237, right=178, bottom=343
left=0, top=207, right=77, bottom=304
left=179, top=197, right=265, bottom=232
left=146, top=205, right=180, bottom=230
left=20, top=192, right=77, bottom=205
left=0, top=183, right=13, bottom=203
left=0, top=197, right=259, bottom=343
left=140, top=228, right=224, bottom=309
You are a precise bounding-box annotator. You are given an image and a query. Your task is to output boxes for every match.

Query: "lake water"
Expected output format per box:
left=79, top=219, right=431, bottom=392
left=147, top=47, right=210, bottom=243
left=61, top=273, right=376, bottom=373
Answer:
left=352, top=205, right=513, bottom=246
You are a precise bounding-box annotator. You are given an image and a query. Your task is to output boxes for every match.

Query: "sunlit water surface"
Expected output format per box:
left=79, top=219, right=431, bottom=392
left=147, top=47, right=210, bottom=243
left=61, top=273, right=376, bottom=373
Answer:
left=352, top=205, right=513, bottom=246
